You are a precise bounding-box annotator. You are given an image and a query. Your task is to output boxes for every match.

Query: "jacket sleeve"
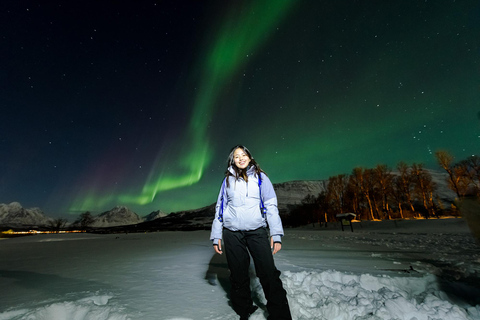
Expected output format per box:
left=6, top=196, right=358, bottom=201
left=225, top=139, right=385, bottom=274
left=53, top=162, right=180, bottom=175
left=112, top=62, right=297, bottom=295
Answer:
left=210, top=179, right=226, bottom=243
left=260, top=173, right=284, bottom=242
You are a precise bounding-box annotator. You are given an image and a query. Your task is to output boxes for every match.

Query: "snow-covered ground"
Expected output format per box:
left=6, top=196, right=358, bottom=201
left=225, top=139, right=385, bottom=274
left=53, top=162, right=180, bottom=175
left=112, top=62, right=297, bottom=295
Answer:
left=0, top=218, right=479, bottom=320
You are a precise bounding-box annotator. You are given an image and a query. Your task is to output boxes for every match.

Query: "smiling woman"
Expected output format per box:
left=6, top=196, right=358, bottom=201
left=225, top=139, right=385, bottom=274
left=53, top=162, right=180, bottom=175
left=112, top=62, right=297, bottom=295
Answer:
left=210, top=145, right=292, bottom=320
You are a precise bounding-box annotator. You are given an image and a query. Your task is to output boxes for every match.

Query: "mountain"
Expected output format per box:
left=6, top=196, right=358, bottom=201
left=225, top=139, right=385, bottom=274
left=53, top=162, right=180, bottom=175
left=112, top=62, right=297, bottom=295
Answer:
left=0, top=202, right=52, bottom=227
left=143, top=210, right=167, bottom=222
left=91, top=206, right=143, bottom=227
left=274, top=180, right=326, bottom=214
left=112, top=203, right=216, bottom=232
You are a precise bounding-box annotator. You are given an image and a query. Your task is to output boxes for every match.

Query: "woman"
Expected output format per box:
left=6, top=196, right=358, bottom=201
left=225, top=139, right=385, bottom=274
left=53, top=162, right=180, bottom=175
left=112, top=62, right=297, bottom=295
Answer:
left=210, top=145, right=292, bottom=320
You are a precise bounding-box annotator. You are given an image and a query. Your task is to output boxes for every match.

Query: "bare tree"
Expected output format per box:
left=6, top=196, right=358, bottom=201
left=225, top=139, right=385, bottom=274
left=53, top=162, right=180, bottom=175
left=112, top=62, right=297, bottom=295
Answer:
left=49, top=218, right=68, bottom=233
left=459, top=156, right=480, bottom=197
left=374, top=164, right=394, bottom=219
left=391, top=176, right=405, bottom=219
left=326, top=174, right=349, bottom=214
left=397, top=161, right=416, bottom=213
left=315, top=191, right=329, bottom=226
left=74, top=211, right=95, bottom=230
left=411, top=163, right=436, bottom=218
left=347, top=174, right=361, bottom=215
left=318, top=181, right=331, bottom=224
left=350, top=168, right=375, bottom=220
left=435, top=150, right=465, bottom=198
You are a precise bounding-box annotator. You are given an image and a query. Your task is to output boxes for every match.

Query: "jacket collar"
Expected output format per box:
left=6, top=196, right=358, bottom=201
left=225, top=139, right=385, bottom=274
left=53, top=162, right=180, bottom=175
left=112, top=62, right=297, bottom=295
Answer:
left=228, top=165, right=256, bottom=176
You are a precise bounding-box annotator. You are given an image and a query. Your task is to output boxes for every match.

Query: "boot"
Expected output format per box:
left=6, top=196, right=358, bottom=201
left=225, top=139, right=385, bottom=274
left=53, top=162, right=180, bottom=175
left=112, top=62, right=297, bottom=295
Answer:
left=239, top=305, right=258, bottom=320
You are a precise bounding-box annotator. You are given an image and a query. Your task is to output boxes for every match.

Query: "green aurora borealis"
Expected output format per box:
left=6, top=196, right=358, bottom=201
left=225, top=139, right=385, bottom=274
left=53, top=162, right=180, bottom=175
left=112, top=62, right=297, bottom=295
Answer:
left=69, top=0, right=298, bottom=213
left=1, top=1, right=479, bottom=217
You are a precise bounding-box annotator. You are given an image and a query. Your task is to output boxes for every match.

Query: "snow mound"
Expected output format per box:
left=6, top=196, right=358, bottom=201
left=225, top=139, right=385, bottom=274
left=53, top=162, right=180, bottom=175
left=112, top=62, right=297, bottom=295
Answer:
left=0, top=294, right=131, bottom=320
left=269, top=270, right=480, bottom=320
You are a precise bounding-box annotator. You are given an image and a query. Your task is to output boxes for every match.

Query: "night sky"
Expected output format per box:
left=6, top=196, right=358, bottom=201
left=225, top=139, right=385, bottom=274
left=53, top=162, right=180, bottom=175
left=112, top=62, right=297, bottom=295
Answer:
left=1, top=1, right=479, bottom=218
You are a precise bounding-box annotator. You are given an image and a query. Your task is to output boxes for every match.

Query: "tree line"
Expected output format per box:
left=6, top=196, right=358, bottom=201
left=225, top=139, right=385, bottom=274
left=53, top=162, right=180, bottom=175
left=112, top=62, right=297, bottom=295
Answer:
left=46, top=211, right=94, bottom=232
left=282, top=151, right=480, bottom=227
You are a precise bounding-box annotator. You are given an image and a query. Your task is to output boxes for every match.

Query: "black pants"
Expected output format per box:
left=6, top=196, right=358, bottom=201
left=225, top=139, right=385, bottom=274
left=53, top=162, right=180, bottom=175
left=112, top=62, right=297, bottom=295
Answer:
left=223, top=228, right=292, bottom=320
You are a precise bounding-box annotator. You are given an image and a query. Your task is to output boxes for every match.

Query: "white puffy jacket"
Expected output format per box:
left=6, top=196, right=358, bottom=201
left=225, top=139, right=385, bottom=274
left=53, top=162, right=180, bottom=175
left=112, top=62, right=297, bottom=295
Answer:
left=210, top=166, right=284, bottom=244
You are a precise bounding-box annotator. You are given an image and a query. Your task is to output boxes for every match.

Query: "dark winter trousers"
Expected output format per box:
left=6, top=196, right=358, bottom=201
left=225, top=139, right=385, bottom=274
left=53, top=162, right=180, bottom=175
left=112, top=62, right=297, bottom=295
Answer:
left=223, top=227, right=292, bottom=320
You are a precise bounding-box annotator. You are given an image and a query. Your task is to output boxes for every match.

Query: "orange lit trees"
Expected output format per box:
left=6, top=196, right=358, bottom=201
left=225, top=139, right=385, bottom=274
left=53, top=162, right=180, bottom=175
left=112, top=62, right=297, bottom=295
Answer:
left=350, top=168, right=376, bottom=220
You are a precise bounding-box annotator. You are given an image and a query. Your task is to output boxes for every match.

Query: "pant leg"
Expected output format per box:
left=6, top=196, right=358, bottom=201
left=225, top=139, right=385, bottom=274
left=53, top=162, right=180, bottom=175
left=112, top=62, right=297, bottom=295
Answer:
left=223, top=228, right=253, bottom=317
left=245, top=228, right=292, bottom=320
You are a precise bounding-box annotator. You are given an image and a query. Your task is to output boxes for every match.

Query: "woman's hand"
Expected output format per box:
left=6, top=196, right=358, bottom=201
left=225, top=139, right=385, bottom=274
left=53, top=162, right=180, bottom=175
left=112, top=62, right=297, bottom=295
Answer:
left=214, top=239, right=223, bottom=255
left=270, top=237, right=282, bottom=255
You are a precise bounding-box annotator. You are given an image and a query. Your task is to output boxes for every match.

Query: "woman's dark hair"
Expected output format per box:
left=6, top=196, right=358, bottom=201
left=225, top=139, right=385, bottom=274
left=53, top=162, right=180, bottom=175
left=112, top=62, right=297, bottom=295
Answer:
left=225, top=145, right=265, bottom=186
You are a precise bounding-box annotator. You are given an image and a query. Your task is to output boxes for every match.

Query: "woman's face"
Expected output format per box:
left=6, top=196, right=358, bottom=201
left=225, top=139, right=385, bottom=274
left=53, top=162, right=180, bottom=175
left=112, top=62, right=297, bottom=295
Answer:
left=233, top=148, right=251, bottom=169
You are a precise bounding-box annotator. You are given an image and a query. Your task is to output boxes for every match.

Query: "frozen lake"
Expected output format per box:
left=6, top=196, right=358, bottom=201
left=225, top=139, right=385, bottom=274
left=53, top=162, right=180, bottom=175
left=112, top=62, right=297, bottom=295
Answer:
left=1, top=218, right=479, bottom=320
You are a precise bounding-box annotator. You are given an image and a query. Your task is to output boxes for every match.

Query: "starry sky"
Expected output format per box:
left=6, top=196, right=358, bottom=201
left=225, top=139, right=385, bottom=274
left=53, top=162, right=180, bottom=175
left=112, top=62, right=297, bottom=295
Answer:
left=1, top=1, right=479, bottom=218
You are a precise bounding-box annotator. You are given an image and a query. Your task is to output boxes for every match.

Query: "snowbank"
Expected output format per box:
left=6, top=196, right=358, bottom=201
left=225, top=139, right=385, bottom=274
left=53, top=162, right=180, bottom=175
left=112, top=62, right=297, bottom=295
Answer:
left=280, top=271, right=479, bottom=320
left=0, top=294, right=128, bottom=320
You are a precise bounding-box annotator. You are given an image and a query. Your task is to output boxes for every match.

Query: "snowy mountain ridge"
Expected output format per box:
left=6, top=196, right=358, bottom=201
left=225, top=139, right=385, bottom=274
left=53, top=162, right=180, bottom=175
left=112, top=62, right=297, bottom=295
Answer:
left=91, top=206, right=143, bottom=227
left=0, top=202, right=53, bottom=227
left=143, top=210, right=167, bottom=222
